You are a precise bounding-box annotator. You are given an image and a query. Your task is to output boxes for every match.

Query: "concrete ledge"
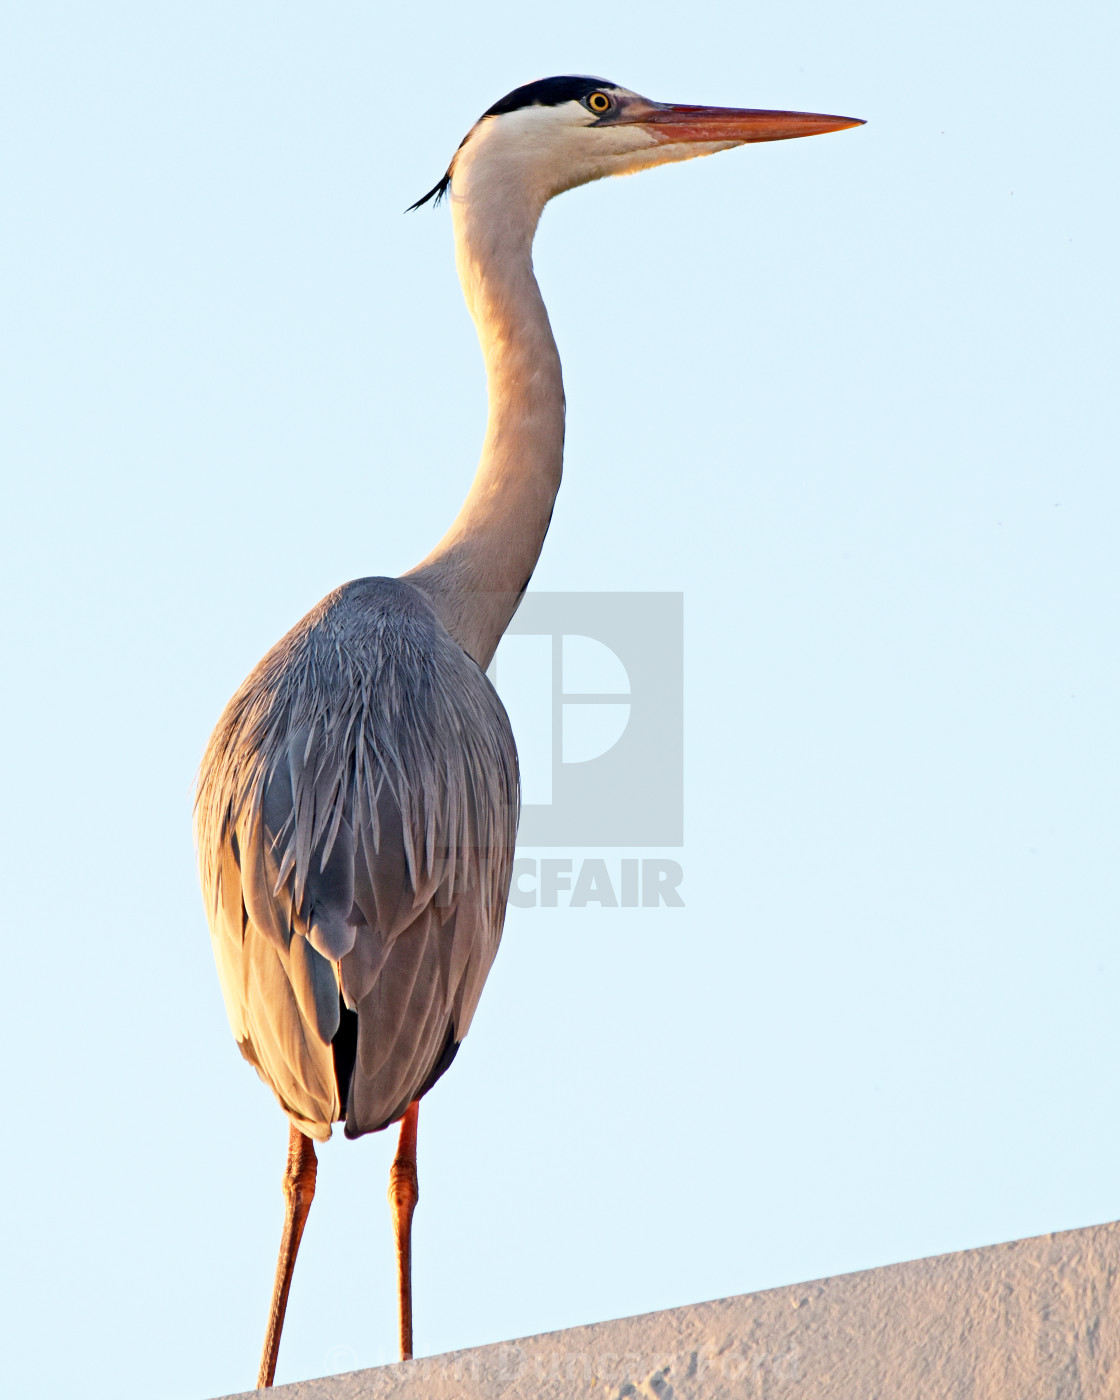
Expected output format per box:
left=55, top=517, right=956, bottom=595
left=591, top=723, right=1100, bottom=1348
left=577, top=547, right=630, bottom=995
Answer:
left=217, top=1219, right=1120, bottom=1399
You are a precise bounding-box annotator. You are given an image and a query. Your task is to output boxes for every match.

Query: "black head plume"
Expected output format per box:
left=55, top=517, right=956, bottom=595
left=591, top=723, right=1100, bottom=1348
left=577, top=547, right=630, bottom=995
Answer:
left=481, top=75, right=613, bottom=118
left=407, top=171, right=451, bottom=212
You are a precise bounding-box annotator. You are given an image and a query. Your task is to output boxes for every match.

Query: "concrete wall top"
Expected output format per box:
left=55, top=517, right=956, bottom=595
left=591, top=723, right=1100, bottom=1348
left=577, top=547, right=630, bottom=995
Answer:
left=216, top=1219, right=1120, bottom=1400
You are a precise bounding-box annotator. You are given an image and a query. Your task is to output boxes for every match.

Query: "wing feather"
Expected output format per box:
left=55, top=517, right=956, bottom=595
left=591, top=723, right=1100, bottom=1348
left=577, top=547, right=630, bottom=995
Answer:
left=243, top=929, right=338, bottom=1136
left=238, top=792, right=290, bottom=952
left=349, top=921, right=450, bottom=1134
left=288, top=932, right=341, bottom=1046
left=355, top=908, right=439, bottom=1080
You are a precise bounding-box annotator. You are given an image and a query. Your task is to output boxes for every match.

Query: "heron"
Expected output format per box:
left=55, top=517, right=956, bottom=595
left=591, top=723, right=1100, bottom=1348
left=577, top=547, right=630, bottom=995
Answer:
left=195, top=75, right=862, bottom=1389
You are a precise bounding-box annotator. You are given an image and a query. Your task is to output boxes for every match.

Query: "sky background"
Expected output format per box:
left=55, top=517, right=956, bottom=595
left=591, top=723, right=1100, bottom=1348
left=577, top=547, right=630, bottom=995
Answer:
left=2, top=1, right=1118, bottom=1396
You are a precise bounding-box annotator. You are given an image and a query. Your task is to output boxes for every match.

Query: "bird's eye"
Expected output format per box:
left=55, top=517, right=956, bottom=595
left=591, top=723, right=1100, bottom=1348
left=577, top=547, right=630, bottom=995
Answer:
left=587, top=92, right=612, bottom=114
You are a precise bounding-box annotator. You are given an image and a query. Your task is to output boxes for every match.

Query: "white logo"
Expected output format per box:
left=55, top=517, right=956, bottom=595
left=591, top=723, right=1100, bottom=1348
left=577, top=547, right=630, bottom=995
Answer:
left=490, top=633, right=631, bottom=805
left=487, top=593, right=683, bottom=847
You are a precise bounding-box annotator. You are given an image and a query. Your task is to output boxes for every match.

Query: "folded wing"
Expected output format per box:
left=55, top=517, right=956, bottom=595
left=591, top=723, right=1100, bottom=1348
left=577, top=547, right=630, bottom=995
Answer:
left=196, top=578, right=519, bottom=1140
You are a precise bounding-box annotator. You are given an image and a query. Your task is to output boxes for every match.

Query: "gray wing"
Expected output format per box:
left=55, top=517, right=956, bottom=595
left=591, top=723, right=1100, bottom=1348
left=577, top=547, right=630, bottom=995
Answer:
left=196, top=578, right=518, bottom=1141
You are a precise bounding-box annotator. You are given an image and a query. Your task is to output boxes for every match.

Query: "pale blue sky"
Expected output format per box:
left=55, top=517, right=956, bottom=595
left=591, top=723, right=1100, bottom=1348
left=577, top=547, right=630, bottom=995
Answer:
left=2, top=2, right=1118, bottom=1397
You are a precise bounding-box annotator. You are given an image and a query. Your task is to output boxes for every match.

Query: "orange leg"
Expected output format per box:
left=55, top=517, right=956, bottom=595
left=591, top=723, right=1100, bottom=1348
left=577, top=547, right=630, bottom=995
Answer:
left=387, top=1100, right=420, bottom=1360
left=258, top=1123, right=318, bottom=1389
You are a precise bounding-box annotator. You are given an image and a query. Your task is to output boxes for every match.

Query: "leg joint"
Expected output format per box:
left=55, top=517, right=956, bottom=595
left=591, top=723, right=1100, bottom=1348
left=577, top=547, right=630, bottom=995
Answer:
left=388, top=1159, right=419, bottom=1215
left=282, top=1131, right=318, bottom=1210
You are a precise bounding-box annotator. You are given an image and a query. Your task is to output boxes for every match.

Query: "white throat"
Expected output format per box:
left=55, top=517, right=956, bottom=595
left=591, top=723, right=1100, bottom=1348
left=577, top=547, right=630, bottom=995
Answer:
left=402, top=117, right=573, bottom=668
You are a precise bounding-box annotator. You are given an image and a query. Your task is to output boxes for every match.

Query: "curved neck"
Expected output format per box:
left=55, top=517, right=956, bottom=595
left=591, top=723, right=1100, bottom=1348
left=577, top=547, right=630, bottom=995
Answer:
left=402, top=170, right=564, bottom=668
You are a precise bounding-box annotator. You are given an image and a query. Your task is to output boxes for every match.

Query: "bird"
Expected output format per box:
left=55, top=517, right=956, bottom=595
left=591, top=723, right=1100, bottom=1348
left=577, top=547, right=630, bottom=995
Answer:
left=194, top=74, right=862, bottom=1389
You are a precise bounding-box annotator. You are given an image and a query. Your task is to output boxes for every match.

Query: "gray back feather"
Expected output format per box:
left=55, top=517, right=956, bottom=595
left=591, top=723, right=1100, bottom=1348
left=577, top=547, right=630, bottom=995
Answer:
left=195, top=577, right=519, bottom=1140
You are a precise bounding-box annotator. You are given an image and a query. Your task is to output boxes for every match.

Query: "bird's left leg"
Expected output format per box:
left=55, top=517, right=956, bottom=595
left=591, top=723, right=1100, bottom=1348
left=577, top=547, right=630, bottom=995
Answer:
left=387, top=1100, right=420, bottom=1361
left=258, top=1123, right=318, bottom=1389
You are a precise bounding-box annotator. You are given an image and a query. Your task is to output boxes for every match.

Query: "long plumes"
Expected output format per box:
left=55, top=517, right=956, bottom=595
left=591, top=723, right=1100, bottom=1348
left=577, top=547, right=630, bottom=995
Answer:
left=407, top=173, right=451, bottom=211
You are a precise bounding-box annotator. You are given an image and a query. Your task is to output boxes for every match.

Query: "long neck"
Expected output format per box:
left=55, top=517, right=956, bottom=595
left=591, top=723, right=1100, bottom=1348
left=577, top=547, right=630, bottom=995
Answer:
left=402, top=172, right=564, bottom=668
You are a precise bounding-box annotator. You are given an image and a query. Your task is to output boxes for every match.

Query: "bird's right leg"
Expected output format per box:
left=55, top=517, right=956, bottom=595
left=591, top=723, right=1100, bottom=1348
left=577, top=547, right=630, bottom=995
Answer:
left=258, top=1123, right=318, bottom=1389
left=387, top=1100, right=420, bottom=1361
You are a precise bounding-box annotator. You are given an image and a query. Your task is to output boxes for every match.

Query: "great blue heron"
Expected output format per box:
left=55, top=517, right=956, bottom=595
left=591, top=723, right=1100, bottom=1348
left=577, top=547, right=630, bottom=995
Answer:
left=195, top=75, right=862, bottom=1389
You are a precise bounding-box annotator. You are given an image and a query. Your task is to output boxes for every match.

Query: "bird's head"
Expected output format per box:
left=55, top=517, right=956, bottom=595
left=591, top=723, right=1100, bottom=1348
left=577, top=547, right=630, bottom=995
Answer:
left=410, top=76, right=863, bottom=214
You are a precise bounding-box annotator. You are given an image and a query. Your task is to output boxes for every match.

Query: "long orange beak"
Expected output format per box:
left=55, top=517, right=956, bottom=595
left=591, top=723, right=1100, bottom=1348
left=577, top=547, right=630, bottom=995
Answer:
left=626, top=102, right=864, bottom=145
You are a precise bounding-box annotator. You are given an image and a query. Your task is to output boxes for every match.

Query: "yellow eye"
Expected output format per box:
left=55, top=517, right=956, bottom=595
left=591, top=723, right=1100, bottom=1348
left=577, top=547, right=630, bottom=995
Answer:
left=587, top=92, right=611, bottom=113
